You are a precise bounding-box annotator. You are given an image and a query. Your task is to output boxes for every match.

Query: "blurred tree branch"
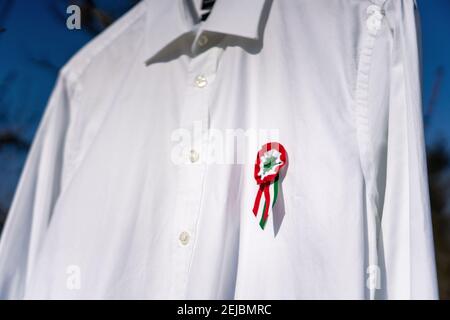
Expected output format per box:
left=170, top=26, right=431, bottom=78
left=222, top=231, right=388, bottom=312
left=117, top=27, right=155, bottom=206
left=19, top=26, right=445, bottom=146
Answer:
left=425, top=66, right=450, bottom=299
left=0, top=131, right=30, bottom=151
left=0, top=0, right=13, bottom=24
left=0, top=0, right=13, bottom=34
left=425, top=66, right=445, bottom=127
left=0, top=205, right=5, bottom=234
left=30, top=57, right=59, bottom=74
left=70, top=0, right=113, bottom=34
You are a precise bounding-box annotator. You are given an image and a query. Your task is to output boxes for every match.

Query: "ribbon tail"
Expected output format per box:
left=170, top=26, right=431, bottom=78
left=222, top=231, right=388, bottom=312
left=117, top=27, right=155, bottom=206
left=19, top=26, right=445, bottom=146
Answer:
left=272, top=175, right=279, bottom=207
left=252, top=185, right=264, bottom=216
left=259, top=185, right=271, bottom=229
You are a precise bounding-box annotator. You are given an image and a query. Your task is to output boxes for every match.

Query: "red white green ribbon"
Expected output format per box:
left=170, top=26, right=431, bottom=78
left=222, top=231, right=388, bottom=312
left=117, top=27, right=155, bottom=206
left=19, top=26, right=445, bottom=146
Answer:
left=252, top=142, right=287, bottom=229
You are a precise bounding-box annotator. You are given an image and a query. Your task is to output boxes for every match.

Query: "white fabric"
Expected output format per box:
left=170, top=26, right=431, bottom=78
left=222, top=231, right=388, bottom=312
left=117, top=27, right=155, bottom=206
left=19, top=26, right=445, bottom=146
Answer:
left=0, top=0, right=438, bottom=299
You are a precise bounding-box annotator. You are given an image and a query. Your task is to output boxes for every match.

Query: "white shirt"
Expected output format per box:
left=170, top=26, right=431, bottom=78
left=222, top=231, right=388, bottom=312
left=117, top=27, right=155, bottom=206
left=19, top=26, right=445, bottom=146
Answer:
left=0, top=0, right=438, bottom=299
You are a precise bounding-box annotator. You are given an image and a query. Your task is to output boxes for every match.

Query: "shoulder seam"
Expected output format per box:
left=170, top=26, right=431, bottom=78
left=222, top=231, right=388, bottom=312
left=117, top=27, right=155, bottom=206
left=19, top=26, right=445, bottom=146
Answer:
left=60, top=2, right=147, bottom=85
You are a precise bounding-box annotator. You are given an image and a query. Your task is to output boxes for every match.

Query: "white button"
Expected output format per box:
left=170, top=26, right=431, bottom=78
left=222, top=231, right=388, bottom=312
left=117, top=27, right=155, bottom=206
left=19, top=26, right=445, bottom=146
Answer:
left=179, top=231, right=190, bottom=246
left=189, top=149, right=200, bottom=163
left=366, top=5, right=383, bottom=16
left=197, top=35, right=209, bottom=47
left=366, top=5, right=384, bottom=35
left=195, top=75, right=208, bottom=88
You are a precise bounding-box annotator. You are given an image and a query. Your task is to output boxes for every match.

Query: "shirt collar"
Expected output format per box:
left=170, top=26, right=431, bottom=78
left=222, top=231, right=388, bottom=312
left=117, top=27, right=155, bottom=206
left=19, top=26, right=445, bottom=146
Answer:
left=144, top=0, right=267, bottom=63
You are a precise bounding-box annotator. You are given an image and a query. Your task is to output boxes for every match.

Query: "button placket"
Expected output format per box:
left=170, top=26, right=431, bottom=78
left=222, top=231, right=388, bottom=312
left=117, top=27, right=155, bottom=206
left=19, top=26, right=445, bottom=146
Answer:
left=171, top=45, right=224, bottom=297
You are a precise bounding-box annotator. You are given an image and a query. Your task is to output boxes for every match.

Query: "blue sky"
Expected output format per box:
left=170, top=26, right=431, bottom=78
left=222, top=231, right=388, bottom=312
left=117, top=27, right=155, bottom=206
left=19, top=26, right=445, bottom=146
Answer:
left=0, top=0, right=449, bottom=213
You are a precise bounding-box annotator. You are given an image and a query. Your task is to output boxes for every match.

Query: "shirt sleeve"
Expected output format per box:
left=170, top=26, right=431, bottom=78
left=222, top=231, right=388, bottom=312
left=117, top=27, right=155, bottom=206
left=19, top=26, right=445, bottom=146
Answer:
left=0, top=72, right=72, bottom=299
left=378, top=0, right=438, bottom=299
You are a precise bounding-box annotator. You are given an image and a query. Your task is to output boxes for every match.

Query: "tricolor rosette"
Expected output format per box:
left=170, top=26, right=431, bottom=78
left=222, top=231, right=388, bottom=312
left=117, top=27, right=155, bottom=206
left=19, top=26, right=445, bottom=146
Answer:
left=252, top=142, right=287, bottom=229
